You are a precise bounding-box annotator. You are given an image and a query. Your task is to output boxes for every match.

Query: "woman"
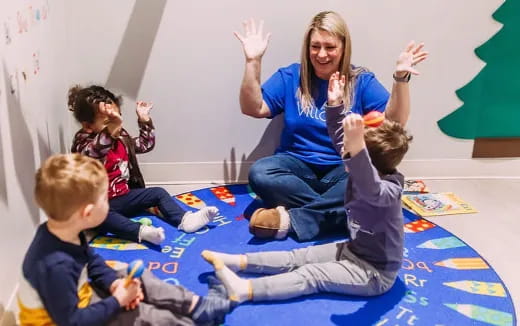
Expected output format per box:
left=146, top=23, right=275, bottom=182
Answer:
left=235, top=11, right=427, bottom=241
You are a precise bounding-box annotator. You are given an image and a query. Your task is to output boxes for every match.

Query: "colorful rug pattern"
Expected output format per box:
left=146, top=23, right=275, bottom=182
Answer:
left=92, top=184, right=516, bottom=326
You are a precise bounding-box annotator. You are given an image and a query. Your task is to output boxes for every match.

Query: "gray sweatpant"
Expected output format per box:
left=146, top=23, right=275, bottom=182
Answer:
left=91, top=269, right=196, bottom=326
left=245, top=241, right=397, bottom=301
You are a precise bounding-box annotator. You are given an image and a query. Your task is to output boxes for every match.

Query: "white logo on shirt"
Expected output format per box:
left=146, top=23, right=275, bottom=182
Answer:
left=348, top=216, right=374, bottom=240
left=297, top=105, right=327, bottom=122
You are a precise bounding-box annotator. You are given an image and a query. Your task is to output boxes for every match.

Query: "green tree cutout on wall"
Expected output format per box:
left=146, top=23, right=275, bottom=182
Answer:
left=437, top=0, right=520, bottom=158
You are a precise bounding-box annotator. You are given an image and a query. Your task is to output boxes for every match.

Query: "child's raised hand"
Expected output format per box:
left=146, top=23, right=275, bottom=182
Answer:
left=98, top=102, right=122, bottom=121
left=327, top=72, right=345, bottom=106
left=136, top=101, right=153, bottom=122
left=342, top=113, right=365, bottom=157
left=98, top=102, right=123, bottom=137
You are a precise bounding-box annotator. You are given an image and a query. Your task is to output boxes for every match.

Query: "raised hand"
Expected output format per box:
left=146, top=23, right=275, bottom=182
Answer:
left=327, top=72, right=346, bottom=106
left=234, top=18, right=271, bottom=61
left=136, top=101, right=153, bottom=122
left=342, top=113, right=365, bottom=157
left=98, top=102, right=123, bottom=137
left=395, top=41, right=429, bottom=77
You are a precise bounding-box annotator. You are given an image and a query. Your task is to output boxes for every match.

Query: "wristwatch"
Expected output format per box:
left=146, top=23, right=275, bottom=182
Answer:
left=393, top=72, right=411, bottom=83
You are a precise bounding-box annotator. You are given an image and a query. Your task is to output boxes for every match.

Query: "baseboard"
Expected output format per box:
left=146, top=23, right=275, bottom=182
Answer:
left=141, top=158, right=520, bottom=184
left=399, top=158, right=520, bottom=179
left=1, top=285, right=18, bottom=326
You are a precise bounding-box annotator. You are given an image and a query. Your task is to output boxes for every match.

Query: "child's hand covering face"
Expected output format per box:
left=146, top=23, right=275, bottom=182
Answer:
left=97, top=102, right=123, bottom=137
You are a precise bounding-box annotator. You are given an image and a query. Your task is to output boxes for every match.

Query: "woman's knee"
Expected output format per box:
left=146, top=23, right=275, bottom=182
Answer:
left=248, top=158, right=276, bottom=188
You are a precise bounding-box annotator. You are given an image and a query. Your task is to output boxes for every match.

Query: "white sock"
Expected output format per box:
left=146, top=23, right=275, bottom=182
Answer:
left=275, top=206, right=290, bottom=239
left=201, top=250, right=247, bottom=272
left=178, top=206, right=219, bottom=233
left=201, top=251, right=251, bottom=303
left=139, top=225, right=165, bottom=244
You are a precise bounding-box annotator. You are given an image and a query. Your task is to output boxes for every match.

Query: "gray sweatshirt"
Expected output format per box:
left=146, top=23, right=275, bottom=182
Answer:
left=325, top=104, right=404, bottom=272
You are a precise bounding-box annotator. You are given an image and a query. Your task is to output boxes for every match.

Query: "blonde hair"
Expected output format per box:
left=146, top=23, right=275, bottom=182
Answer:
left=35, top=153, right=108, bottom=221
left=365, top=120, right=413, bottom=175
left=298, top=11, right=367, bottom=112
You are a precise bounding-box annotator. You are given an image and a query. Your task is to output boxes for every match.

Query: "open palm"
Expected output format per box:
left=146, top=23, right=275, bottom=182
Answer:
left=327, top=72, right=345, bottom=106
left=234, top=18, right=271, bottom=60
left=136, top=101, right=153, bottom=122
left=396, top=41, right=429, bottom=75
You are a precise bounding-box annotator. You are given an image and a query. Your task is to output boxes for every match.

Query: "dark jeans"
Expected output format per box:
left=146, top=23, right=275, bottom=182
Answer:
left=248, top=153, right=348, bottom=241
left=99, top=187, right=186, bottom=242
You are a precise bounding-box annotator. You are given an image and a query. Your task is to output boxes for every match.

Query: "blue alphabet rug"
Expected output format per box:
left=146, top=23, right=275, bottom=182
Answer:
left=92, top=184, right=516, bottom=326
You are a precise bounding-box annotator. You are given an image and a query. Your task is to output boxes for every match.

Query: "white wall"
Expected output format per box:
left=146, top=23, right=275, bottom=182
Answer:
left=62, top=0, right=517, bottom=184
left=0, top=0, right=68, bottom=321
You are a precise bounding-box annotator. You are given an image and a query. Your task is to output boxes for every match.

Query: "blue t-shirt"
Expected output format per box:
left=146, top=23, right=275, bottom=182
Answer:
left=262, top=63, right=389, bottom=166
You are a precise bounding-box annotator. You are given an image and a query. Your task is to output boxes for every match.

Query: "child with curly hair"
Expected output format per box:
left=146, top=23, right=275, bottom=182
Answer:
left=69, top=85, right=219, bottom=244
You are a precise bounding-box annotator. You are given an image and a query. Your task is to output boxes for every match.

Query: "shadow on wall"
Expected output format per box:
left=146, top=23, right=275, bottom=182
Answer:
left=3, top=61, right=39, bottom=225
left=224, top=114, right=284, bottom=183
left=36, top=121, right=67, bottom=164
left=0, top=102, right=7, bottom=205
left=105, top=0, right=167, bottom=99
left=58, top=125, right=67, bottom=154
left=102, top=0, right=279, bottom=184
left=37, top=125, right=52, bottom=167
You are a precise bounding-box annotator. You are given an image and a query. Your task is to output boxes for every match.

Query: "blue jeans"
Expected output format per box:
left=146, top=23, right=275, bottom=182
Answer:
left=99, top=187, right=186, bottom=242
left=248, top=153, right=348, bottom=241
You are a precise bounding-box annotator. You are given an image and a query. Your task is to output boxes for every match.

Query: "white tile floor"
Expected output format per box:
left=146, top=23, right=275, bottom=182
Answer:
left=164, top=179, right=520, bottom=318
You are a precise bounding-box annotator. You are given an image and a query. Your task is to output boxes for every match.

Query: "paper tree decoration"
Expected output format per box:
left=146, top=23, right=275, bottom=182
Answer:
left=437, top=0, right=520, bottom=157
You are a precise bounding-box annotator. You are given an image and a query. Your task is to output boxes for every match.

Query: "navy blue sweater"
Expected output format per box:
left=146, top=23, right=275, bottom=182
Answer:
left=18, top=223, right=120, bottom=325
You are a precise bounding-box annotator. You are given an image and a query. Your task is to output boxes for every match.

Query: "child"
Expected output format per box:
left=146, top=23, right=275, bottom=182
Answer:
left=200, top=72, right=412, bottom=304
left=69, top=85, right=219, bottom=244
left=18, top=154, right=233, bottom=325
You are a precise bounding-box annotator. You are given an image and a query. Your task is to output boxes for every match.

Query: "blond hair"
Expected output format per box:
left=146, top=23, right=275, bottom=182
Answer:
left=298, top=11, right=367, bottom=112
left=35, top=153, right=108, bottom=221
left=365, top=120, right=413, bottom=175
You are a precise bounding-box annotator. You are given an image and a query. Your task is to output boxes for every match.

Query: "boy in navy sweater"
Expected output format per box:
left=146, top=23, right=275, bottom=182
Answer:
left=18, top=154, right=232, bottom=325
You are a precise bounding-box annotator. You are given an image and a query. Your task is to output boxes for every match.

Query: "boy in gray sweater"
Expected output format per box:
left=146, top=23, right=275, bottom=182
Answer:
left=200, top=71, right=412, bottom=303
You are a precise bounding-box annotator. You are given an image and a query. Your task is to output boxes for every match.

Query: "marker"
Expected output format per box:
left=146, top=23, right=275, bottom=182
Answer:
left=210, top=186, right=236, bottom=206
left=444, top=281, right=506, bottom=297
left=176, top=192, right=206, bottom=209
left=444, top=303, right=512, bottom=326
left=417, top=236, right=466, bottom=249
left=435, top=258, right=489, bottom=270
left=404, top=219, right=436, bottom=233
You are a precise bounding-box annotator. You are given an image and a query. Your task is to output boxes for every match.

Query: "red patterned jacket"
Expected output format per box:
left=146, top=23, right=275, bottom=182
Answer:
left=71, top=120, right=155, bottom=199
